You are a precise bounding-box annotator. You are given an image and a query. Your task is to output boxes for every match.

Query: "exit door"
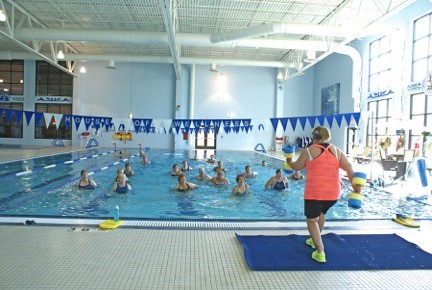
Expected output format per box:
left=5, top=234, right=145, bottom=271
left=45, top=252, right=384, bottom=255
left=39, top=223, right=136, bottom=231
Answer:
left=195, top=126, right=216, bottom=149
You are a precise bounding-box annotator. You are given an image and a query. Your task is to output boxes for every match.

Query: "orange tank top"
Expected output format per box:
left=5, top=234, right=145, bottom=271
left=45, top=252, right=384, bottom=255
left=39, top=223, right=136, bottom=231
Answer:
left=304, top=143, right=341, bottom=200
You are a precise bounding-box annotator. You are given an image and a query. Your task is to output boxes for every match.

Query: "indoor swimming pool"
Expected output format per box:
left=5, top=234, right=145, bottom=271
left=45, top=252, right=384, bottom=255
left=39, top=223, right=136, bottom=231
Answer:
left=0, top=148, right=430, bottom=221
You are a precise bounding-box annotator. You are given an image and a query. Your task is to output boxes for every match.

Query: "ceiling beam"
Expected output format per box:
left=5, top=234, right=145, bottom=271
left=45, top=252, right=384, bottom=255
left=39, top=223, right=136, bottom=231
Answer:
left=159, top=0, right=181, bottom=79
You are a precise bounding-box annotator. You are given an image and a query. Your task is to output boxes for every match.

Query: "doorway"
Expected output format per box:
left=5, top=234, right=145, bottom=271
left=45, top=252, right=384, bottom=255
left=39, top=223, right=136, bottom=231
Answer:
left=195, top=126, right=216, bottom=149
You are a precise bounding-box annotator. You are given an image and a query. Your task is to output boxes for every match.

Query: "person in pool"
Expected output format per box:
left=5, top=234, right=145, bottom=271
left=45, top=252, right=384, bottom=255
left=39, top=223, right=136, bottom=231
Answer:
left=207, top=154, right=217, bottom=163
left=141, top=153, right=150, bottom=165
left=114, top=168, right=129, bottom=182
left=76, top=170, right=97, bottom=189
left=170, top=163, right=182, bottom=176
left=180, top=160, right=193, bottom=171
left=173, top=173, right=197, bottom=192
left=261, top=160, right=268, bottom=166
left=243, top=165, right=257, bottom=178
left=231, top=174, right=251, bottom=196
left=210, top=171, right=230, bottom=185
left=195, top=167, right=211, bottom=181
left=264, top=169, right=289, bottom=190
left=213, top=160, right=227, bottom=173
left=124, top=162, right=135, bottom=176
left=112, top=173, right=132, bottom=193
left=290, top=171, right=304, bottom=180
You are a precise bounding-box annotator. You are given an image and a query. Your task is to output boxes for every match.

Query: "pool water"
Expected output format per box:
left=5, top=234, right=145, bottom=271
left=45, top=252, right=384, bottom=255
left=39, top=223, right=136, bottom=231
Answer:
left=0, top=148, right=430, bottom=221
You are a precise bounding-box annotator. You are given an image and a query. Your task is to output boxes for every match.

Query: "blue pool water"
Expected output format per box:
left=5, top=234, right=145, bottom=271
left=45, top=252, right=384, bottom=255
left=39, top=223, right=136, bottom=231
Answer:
left=0, top=148, right=430, bottom=221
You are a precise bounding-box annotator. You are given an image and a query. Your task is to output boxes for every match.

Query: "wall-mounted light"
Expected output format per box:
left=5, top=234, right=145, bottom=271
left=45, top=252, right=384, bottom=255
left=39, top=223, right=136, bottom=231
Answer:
left=0, top=10, right=6, bottom=22
left=57, top=50, right=64, bottom=59
left=80, top=66, right=86, bottom=73
left=210, top=63, right=218, bottom=72
left=129, top=113, right=133, bottom=119
left=277, top=71, right=283, bottom=80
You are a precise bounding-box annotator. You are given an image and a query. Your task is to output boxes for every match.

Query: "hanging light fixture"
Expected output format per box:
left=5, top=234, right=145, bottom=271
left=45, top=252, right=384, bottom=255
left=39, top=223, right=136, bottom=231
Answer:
left=80, top=66, right=86, bottom=73
left=57, top=50, right=64, bottom=60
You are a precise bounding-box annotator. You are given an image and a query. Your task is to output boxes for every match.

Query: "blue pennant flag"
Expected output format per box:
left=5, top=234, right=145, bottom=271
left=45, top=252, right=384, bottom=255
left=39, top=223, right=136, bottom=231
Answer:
left=172, top=119, right=183, bottom=134
left=288, top=117, right=297, bottom=131
left=241, top=119, right=251, bottom=127
left=142, top=118, right=152, bottom=132
left=299, top=117, right=307, bottom=130
left=14, top=110, right=23, bottom=125
left=224, top=126, right=231, bottom=134
left=83, top=117, right=93, bottom=131
left=317, top=116, right=325, bottom=126
left=132, top=118, right=143, bottom=133
left=307, top=116, right=316, bottom=128
left=193, top=119, right=202, bottom=128
left=343, top=113, right=352, bottom=126
left=92, top=117, right=103, bottom=131
left=73, top=116, right=82, bottom=131
left=279, top=118, right=289, bottom=131
left=63, top=114, right=72, bottom=130
left=352, top=112, right=361, bottom=126
left=270, top=118, right=279, bottom=132
left=5, top=109, right=13, bottom=124
left=194, top=126, right=201, bottom=134
left=102, top=117, right=113, bottom=131
left=334, top=114, right=344, bottom=127
left=325, top=115, right=334, bottom=128
left=232, top=119, right=241, bottom=133
left=35, top=112, right=44, bottom=126
left=223, top=119, right=232, bottom=128
left=24, top=111, right=34, bottom=126
left=183, top=119, right=191, bottom=132
left=213, top=120, right=221, bottom=134
left=203, top=119, right=211, bottom=128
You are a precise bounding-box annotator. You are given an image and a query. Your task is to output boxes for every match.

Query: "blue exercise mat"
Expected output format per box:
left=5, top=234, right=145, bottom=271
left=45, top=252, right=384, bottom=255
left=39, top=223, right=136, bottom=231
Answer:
left=236, top=233, right=432, bottom=271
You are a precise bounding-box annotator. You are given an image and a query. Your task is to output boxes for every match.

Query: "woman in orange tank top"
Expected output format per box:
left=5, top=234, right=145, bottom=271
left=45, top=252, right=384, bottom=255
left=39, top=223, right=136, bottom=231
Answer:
left=286, top=126, right=362, bottom=263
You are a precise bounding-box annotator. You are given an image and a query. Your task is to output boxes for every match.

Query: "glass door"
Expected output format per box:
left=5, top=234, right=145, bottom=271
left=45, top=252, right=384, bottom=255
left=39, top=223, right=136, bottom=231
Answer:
left=195, top=126, right=216, bottom=149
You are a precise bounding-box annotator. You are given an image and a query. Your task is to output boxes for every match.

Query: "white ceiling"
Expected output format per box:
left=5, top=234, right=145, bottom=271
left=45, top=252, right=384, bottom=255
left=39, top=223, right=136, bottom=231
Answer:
left=0, top=0, right=415, bottom=78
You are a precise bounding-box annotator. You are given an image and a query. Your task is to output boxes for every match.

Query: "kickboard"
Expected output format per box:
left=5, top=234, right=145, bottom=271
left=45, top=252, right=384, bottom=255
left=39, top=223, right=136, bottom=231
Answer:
left=392, top=214, right=420, bottom=228
left=99, top=219, right=124, bottom=230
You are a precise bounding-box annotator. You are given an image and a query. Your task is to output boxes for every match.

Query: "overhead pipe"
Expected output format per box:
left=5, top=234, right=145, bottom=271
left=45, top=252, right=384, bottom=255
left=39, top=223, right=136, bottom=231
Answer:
left=15, top=28, right=333, bottom=52
left=0, top=51, right=292, bottom=68
left=334, top=46, right=362, bottom=105
left=210, top=22, right=353, bottom=43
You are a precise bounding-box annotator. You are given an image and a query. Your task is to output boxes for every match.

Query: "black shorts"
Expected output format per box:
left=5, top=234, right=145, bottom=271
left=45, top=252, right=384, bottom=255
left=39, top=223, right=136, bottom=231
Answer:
left=304, top=200, right=338, bottom=219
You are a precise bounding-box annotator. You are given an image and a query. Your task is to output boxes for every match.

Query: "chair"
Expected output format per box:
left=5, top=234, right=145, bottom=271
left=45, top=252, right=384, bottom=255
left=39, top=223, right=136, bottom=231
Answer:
left=351, top=146, right=372, bottom=164
left=379, top=148, right=398, bottom=174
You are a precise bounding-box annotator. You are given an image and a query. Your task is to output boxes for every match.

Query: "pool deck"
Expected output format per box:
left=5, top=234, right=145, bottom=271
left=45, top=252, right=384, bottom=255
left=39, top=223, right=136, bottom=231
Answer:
left=1, top=147, right=432, bottom=289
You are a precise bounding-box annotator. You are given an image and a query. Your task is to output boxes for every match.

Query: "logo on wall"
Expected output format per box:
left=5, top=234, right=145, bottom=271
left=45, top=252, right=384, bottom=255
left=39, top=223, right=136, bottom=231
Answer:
left=321, top=83, right=340, bottom=115
left=36, top=96, right=72, bottom=103
left=0, top=93, right=10, bottom=102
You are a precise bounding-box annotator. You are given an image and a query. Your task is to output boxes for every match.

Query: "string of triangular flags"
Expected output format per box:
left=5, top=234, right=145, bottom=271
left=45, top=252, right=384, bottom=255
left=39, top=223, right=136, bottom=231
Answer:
left=0, top=108, right=361, bottom=135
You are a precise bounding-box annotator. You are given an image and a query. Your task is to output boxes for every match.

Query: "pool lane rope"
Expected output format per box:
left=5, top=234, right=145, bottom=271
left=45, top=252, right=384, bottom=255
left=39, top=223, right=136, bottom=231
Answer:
left=0, top=153, right=140, bottom=212
left=0, top=149, right=117, bottom=180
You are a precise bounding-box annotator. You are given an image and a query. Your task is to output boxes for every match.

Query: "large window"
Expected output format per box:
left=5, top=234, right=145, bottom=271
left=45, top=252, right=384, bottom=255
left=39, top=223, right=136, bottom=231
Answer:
left=366, top=98, right=393, bottom=148
left=0, top=103, right=23, bottom=138
left=368, top=36, right=392, bottom=92
left=0, top=60, right=24, bottom=95
left=412, top=12, right=432, bottom=82
left=409, top=12, right=432, bottom=149
left=36, top=61, right=73, bottom=96
left=366, top=36, right=393, bottom=149
left=35, top=104, right=72, bottom=140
